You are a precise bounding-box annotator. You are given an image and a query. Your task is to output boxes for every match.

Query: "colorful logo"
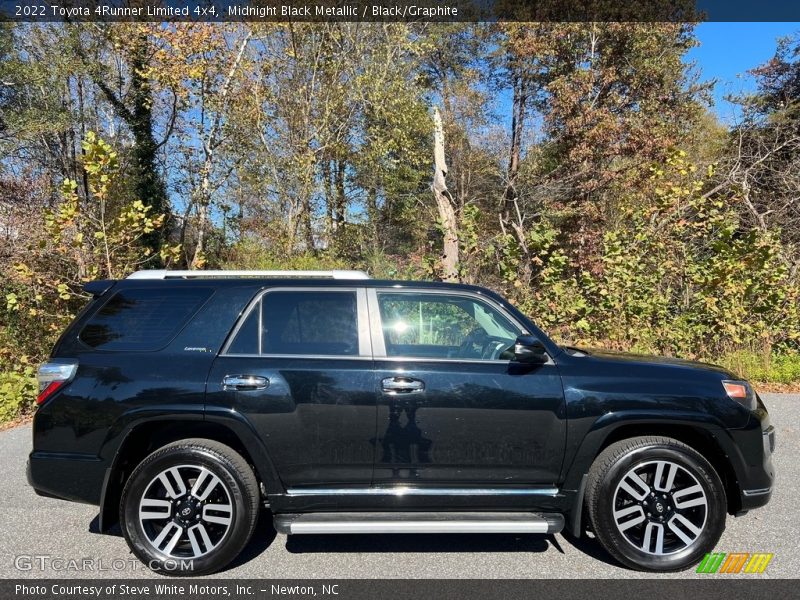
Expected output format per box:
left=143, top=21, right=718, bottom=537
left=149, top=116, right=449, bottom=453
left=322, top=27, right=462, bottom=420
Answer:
left=696, top=552, right=773, bottom=574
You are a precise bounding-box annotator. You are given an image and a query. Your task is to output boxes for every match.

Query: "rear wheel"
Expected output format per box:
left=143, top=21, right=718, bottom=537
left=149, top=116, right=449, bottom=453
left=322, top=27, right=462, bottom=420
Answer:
left=120, top=439, right=259, bottom=576
left=585, top=436, right=726, bottom=571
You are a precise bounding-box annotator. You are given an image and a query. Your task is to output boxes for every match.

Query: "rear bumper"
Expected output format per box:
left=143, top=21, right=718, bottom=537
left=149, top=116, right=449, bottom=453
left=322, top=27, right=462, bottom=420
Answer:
left=26, top=451, right=106, bottom=505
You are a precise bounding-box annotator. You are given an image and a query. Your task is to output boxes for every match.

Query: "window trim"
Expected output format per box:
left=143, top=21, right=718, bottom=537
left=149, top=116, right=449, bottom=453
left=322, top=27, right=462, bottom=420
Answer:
left=367, top=288, right=531, bottom=363
left=221, top=286, right=371, bottom=359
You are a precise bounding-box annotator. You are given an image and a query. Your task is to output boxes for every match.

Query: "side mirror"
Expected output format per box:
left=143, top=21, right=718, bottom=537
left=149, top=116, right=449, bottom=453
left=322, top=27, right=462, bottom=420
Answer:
left=513, top=335, right=548, bottom=364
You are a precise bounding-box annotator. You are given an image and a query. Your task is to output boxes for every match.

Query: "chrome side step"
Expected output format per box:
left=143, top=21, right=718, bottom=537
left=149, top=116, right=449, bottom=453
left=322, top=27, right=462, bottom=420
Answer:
left=273, top=512, right=564, bottom=535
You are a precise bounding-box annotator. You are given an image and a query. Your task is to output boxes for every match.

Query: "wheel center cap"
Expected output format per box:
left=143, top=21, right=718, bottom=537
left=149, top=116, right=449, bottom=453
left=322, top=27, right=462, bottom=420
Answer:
left=174, top=498, right=199, bottom=523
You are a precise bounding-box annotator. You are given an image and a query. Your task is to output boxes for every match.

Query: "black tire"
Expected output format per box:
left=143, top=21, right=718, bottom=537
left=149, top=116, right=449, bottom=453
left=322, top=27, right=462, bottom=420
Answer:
left=120, top=439, right=260, bottom=576
left=585, top=436, right=726, bottom=572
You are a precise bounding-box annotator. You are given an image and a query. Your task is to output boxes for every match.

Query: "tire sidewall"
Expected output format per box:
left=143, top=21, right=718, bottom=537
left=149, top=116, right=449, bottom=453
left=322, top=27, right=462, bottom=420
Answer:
left=595, top=444, right=726, bottom=571
left=121, top=446, right=253, bottom=576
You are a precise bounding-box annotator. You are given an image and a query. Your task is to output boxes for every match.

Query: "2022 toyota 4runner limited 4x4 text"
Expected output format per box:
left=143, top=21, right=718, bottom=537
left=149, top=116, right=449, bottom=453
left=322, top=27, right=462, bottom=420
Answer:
left=27, top=269, right=775, bottom=575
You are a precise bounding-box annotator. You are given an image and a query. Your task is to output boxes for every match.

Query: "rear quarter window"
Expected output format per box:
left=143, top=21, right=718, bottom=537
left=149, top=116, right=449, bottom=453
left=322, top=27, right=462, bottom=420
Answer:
left=79, top=287, right=213, bottom=351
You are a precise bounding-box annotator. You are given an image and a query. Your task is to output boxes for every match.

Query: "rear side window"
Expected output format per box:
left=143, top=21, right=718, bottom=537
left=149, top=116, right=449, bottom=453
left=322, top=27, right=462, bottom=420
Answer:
left=79, top=288, right=212, bottom=351
left=227, top=290, right=359, bottom=356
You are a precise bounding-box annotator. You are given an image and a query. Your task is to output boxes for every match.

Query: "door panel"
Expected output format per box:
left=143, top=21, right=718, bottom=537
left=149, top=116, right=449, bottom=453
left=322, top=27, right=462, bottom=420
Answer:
left=372, top=360, right=565, bottom=484
left=205, top=287, right=376, bottom=488
left=370, top=290, right=566, bottom=486
left=207, top=356, right=376, bottom=487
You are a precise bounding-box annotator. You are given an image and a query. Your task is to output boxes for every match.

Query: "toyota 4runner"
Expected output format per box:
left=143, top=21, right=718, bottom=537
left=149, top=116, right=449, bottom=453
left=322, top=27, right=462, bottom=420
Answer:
left=27, top=269, right=775, bottom=575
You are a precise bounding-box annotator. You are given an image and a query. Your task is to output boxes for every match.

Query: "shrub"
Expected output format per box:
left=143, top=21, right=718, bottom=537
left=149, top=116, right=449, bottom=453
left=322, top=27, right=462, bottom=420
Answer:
left=0, top=365, right=36, bottom=423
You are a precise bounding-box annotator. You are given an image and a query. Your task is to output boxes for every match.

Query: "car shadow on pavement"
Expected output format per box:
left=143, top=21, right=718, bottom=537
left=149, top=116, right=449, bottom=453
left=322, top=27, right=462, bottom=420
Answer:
left=227, top=510, right=279, bottom=570
left=88, top=508, right=279, bottom=571
left=559, top=531, right=619, bottom=567
left=89, top=514, right=122, bottom=536
left=285, top=532, right=554, bottom=554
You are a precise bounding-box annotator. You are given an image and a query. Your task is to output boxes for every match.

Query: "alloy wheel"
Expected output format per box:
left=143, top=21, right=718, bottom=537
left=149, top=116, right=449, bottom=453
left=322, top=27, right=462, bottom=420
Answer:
left=138, top=464, right=234, bottom=559
left=612, top=459, right=708, bottom=556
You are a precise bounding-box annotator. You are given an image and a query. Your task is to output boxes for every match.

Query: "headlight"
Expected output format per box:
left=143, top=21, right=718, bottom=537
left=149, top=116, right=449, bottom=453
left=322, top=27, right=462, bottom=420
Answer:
left=722, top=380, right=756, bottom=410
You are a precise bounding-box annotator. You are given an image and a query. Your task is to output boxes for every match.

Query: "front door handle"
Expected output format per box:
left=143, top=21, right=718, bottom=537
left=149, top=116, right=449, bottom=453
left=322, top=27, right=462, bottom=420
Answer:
left=382, top=377, right=425, bottom=394
left=223, top=375, right=269, bottom=391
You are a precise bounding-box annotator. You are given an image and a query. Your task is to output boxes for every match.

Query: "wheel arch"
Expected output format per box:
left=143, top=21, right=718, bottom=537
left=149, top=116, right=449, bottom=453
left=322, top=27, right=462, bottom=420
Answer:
left=597, top=423, right=739, bottom=514
left=564, top=416, right=742, bottom=527
left=98, top=414, right=282, bottom=532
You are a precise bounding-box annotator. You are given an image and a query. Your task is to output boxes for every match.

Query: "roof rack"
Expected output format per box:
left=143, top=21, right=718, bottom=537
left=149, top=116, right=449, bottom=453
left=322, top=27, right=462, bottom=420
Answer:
left=126, top=269, right=370, bottom=280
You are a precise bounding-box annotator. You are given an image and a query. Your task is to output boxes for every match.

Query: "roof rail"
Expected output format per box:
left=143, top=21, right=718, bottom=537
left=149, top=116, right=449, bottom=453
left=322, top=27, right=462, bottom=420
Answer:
left=126, top=269, right=370, bottom=280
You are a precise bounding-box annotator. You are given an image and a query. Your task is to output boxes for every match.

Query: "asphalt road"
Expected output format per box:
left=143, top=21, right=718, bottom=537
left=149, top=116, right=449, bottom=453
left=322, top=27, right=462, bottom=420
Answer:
left=0, top=393, right=796, bottom=580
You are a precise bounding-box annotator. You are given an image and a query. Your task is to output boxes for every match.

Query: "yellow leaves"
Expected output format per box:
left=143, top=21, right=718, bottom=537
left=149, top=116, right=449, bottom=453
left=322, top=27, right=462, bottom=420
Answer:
left=81, top=132, right=119, bottom=202
left=12, top=263, right=32, bottom=280
left=23, top=132, right=170, bottom=284
left=159, top=243, right=183, bottom=266
left=192, top=250, right=207, bottom=269
left=61, top=178, right=78, bottom=195
left=5, top=293, right=19, bottom=311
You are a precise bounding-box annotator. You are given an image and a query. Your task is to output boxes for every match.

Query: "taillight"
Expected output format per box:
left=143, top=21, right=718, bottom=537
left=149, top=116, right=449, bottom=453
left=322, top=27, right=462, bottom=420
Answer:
left=722, top=379, right=756, bottom=410
left=36, top=361, right=78, bottom=405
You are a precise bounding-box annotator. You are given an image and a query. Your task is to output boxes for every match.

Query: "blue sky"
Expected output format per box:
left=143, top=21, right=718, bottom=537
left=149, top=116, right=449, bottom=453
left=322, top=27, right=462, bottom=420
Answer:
left=689, top=22, right=800, bottom=122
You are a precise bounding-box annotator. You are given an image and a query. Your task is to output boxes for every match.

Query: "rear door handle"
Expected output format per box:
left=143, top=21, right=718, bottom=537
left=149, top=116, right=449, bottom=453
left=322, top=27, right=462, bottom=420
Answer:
left=223, top=375, right=269, bottom=391
left=382, top=377, right=425, bottom=394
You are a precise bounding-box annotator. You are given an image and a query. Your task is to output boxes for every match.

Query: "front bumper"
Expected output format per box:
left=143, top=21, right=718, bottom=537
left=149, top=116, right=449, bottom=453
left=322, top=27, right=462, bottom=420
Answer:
left=737, top=423, right=775, bottom=511
left=719, top=405, right=775, bottom=513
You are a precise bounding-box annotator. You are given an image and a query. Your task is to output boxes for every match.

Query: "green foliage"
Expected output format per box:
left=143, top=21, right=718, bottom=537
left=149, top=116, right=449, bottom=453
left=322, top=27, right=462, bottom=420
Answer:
left=222, top=238, right=350, bottom=271
left=0, top=132, right=178, bottom=422
left=719, top=351, right=800, bottom=385
left=0, top=362, right=36, bottom=423
left=486, top=151, right=800, bottom=369
left=590, top=153, right=799, bottom=356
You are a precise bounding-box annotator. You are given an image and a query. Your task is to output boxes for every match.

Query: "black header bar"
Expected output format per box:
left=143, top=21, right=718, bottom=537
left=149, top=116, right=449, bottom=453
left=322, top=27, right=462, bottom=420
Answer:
left=2, top=0, right=800, bottom=23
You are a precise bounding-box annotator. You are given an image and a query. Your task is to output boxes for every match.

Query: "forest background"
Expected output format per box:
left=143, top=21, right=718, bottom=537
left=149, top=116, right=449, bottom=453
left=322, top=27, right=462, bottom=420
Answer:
left=2, top=20, right=800, bottom=421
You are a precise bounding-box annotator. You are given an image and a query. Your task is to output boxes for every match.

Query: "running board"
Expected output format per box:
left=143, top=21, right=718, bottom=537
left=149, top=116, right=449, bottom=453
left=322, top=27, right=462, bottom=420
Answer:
left=273, top=512, right=564, bottom=535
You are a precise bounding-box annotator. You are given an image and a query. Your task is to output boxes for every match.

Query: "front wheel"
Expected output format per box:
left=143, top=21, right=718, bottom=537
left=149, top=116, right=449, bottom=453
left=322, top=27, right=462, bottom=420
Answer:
left=585, top=436, right=726, bottom=571
left=120, top=439, right=260, bottom=576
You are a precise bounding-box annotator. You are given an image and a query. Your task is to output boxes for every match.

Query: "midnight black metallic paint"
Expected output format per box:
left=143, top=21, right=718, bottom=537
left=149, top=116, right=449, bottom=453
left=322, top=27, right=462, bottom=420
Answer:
left=27, top=278, right=774, bottom=526
left=207, top=356, right=377, bottom=487
left=371, top=359, right=566, bottom=485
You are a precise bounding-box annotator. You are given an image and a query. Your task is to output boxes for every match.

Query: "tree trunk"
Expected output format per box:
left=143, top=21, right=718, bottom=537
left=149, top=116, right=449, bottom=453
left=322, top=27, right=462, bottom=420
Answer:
left=502, top=75, right=532, bottom=286
left=82, top=29, right=169, bottom=258
left=190, top=157, right=212, bottom=269
left=335, top=159, right=346, bottom=230
left=127, top=33, right=168, bottom=252
left=432, top=106, right=459, bottom=282
left=366, top=187, right=380, bottom=253
left=189, top=31, right=252, bottom=269
left=302, top=193, right=315, bottom=253
left=322, top=159, right=334, bottom=236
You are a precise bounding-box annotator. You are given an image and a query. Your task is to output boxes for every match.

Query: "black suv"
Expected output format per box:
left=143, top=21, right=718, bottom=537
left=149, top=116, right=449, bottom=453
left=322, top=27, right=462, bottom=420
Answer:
left=27, top=270, right=775, bottom=575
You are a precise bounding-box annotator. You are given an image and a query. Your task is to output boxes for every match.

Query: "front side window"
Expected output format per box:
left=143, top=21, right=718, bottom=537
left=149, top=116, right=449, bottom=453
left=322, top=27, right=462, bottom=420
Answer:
left=227, top=290, right=359, bottom=356
left=377, top=292, right=521, bottom=360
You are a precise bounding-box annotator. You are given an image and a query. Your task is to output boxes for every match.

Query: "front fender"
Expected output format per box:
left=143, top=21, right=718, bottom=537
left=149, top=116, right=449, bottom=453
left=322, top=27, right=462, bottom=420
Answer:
left=560, top=409, right=729, bottom=492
